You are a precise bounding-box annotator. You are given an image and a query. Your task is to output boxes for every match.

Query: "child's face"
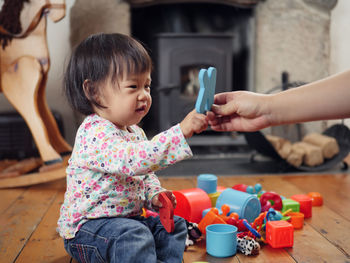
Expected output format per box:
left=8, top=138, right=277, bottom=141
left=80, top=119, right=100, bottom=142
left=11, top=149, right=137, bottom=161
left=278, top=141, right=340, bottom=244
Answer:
left=96, top=71, right=152, bottom=130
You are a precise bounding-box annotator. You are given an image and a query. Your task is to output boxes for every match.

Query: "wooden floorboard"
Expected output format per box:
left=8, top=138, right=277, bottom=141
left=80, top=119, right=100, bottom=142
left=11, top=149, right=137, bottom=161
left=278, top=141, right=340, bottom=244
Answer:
left=0, top=173, right=349, bottom=263
left=0, top=187, right=27, bottom=214
left=0, top=180, right=64, bottom=262
left=15, top=189, right=68, bottom=263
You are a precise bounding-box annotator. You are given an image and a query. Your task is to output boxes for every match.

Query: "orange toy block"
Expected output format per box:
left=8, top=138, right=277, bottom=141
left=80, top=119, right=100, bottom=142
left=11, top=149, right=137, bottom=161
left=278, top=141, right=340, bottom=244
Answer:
left=266, top=221, right=294, bottom=248
left=307, top=192, right=323, bottom=206
left=291, top=194, right=312, bottom=218
left=288, top=212, right=304, bottom=229
left=198, top=207, right=226, bottom=235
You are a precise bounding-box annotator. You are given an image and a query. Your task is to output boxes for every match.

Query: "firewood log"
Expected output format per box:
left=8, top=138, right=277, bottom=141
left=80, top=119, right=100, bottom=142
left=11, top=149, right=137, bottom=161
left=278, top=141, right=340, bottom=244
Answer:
left=292, top=142, right=324, bottom=167
left=286, top=146, right=305, bottom=167
left=278, top=140, right=292, bottom=159
left=302, top=133, right=339, bottom=159
left=266, top=134, right=284, bottom=150
left=266, top=134, right=292, bottom=158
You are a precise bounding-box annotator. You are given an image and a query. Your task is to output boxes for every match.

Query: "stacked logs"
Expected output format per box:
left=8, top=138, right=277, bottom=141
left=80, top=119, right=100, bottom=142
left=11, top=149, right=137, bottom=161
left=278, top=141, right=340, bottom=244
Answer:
left=266, top=133, right=339, bottom=167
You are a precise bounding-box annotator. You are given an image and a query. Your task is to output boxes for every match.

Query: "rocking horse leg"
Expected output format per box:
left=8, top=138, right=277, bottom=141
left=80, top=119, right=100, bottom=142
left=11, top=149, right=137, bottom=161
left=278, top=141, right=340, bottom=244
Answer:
left=37, top=74, right=72, bottom=156
left=1, top=56, right=62, bottom=165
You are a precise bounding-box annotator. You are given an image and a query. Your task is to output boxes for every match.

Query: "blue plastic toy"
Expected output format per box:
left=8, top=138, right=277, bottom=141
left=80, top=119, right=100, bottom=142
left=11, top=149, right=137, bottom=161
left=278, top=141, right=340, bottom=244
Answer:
left=195, top=67, right=217, bottom=114
left=242, top=220, right=261, bottom=238
left=246, top=183, right=263, bottom=195
left=265, top=208, right=283, bottom=222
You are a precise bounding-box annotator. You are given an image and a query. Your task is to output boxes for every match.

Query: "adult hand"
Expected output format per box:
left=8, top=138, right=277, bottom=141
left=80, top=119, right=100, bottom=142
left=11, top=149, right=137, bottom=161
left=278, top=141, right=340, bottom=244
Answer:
left=207, top=91, right=272, bottom=132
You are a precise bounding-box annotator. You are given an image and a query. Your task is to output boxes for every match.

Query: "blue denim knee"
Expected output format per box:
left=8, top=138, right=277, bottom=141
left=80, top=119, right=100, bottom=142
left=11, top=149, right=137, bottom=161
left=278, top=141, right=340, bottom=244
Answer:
left=63, top=216, right=187, bottom=263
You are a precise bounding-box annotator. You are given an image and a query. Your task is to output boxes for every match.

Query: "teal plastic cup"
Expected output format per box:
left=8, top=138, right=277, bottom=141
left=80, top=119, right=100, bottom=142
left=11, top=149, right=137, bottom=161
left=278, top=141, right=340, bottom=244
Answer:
left=206, top=224, right=237, bottom=257
left=197, top=174, right=217, bottom=194
left=216, top=188, right=261, bottom=223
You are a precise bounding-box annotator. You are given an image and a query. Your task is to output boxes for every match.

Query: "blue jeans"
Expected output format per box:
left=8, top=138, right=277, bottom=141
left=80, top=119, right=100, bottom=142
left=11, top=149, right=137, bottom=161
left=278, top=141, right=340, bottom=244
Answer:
left=63, top=216, right=187, bottom=263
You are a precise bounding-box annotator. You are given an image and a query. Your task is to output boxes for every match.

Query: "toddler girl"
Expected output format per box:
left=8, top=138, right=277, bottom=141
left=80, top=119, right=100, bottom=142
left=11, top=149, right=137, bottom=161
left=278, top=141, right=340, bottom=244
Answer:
left=57, top=33, right=208, bottom=263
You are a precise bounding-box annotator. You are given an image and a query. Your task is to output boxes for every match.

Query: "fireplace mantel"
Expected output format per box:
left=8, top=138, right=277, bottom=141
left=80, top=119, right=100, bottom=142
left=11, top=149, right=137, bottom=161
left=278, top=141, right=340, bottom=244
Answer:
left=125, top=0, right=261, bottom=8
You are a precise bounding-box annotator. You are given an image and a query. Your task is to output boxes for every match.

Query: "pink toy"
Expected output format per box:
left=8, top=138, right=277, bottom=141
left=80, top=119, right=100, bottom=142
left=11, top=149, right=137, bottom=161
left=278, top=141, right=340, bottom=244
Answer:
left=260, top=199, right=272, bottom=212
left=159, top=192, right=174, bottom=233
left=260, top=192, right=283, bottom=212
left=142, top=208, right=159, bottom=218
left=290, top=194, right=312, bottom=218
left=173, top=188, right=211, bottom=223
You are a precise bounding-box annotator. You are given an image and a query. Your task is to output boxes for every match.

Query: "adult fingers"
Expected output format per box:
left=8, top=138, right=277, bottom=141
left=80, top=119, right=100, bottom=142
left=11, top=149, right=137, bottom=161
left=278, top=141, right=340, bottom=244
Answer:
left=213, top=92, right=229, bottom=105
left=211, top=101, right=237, bottom=116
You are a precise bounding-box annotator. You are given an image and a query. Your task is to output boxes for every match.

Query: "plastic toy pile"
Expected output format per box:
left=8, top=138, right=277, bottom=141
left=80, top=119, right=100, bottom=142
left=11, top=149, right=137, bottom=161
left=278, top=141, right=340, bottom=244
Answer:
left=171, top=174, right=323, bottom=258
left=158, top=66, right=324, bottom=257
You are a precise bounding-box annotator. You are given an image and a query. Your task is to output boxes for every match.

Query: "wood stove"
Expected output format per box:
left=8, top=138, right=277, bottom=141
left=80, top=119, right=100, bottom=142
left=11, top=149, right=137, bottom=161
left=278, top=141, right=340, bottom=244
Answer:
left=156, top=33, right=233, bottom=131
left=131, top=3, right=254, bottom=150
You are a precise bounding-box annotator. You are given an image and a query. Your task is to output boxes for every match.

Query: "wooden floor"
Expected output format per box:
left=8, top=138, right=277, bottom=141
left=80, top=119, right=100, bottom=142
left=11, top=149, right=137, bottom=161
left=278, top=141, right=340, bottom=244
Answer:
left=1, top=172, right=350, bottom=263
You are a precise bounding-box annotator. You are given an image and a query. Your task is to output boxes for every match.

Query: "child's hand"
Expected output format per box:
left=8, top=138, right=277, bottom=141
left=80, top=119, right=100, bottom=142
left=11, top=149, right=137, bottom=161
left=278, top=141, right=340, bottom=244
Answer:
left=180, top=109, right=208, bottom=138
left=152, top=190, right=177, bottom=210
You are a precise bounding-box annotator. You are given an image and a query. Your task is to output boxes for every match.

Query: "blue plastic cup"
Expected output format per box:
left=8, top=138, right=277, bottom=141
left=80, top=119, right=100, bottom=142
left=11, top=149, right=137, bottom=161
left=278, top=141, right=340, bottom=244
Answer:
left=197, top=174, right=217, bottom=194
left=216, top=188, right=261, bottom=223
left=206, top=224, right=237, bottom=257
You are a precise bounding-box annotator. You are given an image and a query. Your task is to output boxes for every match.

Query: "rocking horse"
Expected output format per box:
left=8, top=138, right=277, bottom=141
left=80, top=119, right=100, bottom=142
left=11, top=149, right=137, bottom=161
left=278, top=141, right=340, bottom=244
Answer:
left=0, top=0, right=72, bottom=187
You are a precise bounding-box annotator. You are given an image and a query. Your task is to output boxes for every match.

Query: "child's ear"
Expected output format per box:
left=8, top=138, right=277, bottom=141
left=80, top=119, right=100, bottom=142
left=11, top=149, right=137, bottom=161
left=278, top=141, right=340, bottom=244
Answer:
left=83, top=79, right=100, bottom=104
left=82, top=79, right=93, bottom=100
left=83, top=79, right=107, bottom=109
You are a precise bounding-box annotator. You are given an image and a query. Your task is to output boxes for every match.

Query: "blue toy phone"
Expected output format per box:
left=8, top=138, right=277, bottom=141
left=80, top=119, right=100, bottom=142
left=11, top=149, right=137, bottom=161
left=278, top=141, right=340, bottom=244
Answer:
left=195, top=67, right=217, bottom=114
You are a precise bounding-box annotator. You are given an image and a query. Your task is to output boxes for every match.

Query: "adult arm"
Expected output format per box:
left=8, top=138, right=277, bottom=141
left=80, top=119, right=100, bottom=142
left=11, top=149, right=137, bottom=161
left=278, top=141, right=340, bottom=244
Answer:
left=207, top=70, right=350, bottom=132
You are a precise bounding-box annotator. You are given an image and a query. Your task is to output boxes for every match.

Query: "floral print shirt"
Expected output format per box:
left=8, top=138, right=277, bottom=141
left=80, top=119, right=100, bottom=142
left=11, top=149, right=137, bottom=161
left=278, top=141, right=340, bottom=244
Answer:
left=57, top=114, right=192, bottom=239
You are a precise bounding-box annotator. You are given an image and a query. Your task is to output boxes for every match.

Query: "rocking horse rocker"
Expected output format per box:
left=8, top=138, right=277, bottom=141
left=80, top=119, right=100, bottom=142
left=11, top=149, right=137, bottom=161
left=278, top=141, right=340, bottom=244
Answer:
left=0, top=0, right=72, bottom=187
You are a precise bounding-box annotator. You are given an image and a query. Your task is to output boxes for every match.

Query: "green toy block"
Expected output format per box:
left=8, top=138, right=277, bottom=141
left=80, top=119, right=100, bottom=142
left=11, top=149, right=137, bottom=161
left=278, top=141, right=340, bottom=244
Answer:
left=282, top=199, right=300, bottom=213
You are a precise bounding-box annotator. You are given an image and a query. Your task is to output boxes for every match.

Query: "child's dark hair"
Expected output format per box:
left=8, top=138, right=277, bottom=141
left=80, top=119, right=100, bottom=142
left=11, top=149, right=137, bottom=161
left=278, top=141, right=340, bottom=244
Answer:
left=64, top=33, right=152, bottom=115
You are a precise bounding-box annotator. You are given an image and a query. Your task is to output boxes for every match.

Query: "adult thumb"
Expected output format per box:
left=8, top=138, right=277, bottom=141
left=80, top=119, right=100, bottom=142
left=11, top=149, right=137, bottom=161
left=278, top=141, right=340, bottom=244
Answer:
left=211, top=102, right=236, bottom=116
